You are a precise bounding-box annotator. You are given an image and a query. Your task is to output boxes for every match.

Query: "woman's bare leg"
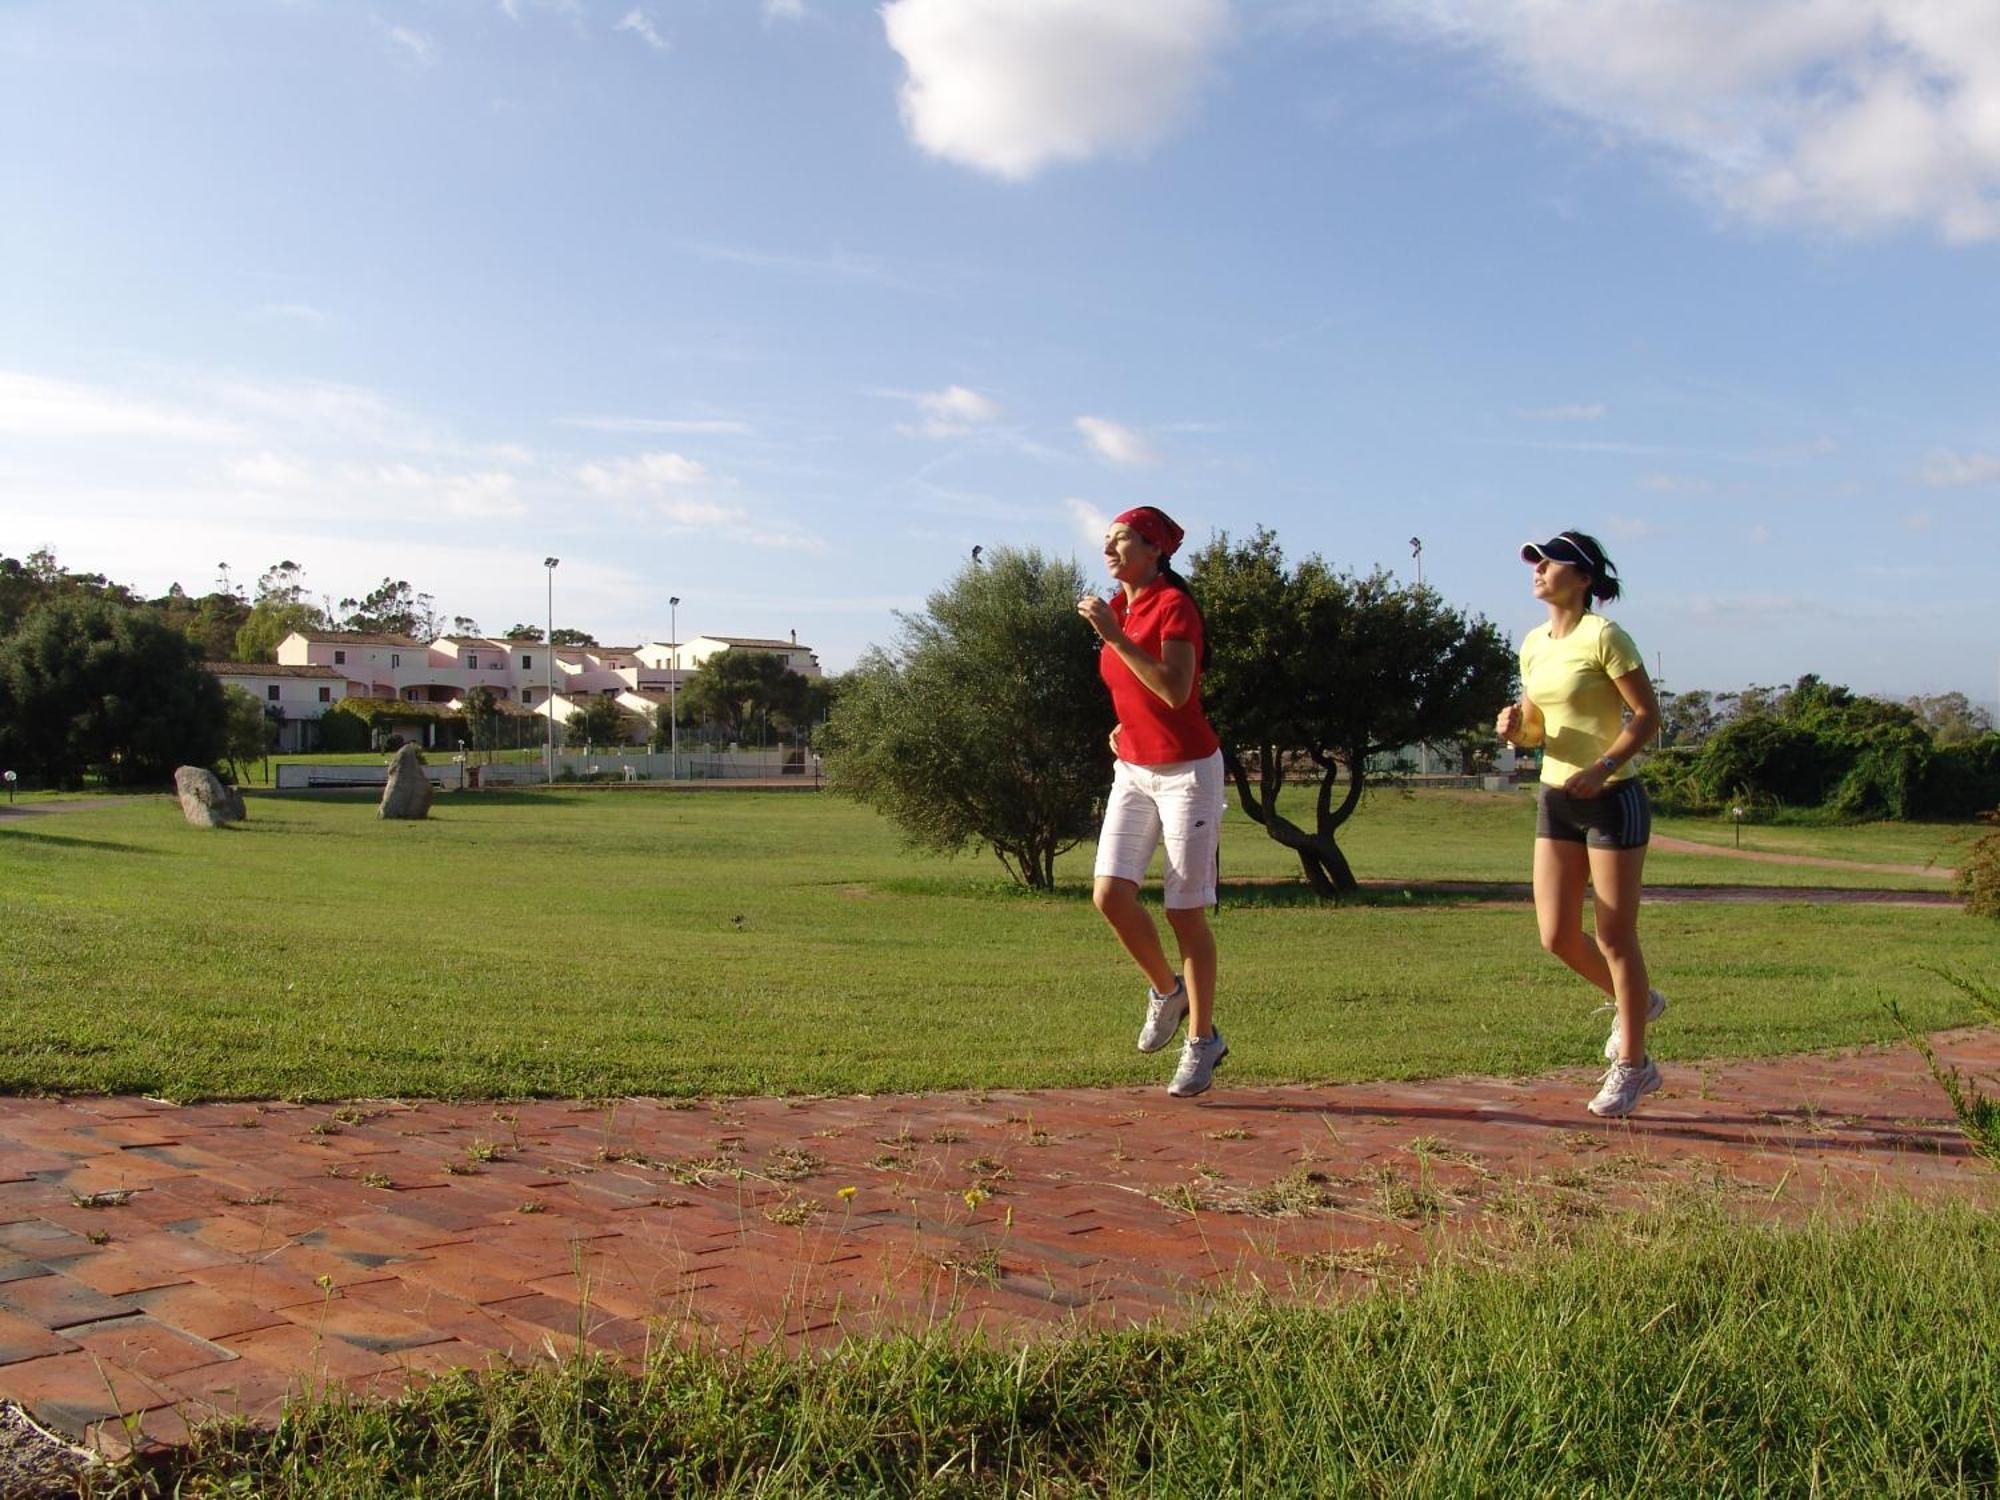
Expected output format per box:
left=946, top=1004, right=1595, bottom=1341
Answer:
left=1164, top=905, right=1217, bottom=1039
left=1586, top=843, right=1651, bottom=1064
left=1532, top=837, right=1614, bottom=996
left=1092, top=877, right=1179, bottom=994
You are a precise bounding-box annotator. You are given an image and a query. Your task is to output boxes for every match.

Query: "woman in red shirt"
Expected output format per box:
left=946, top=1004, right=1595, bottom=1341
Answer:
left=1077, top=506, right=1229, bottom=1098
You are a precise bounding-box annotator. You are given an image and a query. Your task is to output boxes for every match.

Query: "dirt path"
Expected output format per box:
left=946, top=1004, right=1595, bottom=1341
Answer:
left=1339, top=878, right=1951, bottom=906
left=0, top=1030, right=1993, bottom=1461
left=0, top=798, right=134, bottom=820
left=1650, top=834, right=1954, bottom=879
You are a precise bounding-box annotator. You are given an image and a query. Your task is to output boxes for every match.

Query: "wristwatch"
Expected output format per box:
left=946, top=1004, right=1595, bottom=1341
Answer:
left=1598, top=754, right=1621, bottom=772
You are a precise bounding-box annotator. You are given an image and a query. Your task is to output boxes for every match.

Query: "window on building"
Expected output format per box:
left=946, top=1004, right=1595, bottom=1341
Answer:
left=267, top=684, right=281, bottom=701
left=522, top=689, right=534, bottom=705
left=318, top=687, right=332, bottom=703
left=522, top=653, right=533, bottom=670
left=334, top=649, right=346, bottom=665
left=391, top=653, right=401, bottom=668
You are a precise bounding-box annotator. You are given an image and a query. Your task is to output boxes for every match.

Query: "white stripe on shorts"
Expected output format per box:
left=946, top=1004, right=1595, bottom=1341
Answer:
left=1092, top=750, right=1226, bottom=909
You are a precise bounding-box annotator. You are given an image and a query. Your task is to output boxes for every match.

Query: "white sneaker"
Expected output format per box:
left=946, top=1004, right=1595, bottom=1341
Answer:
left=1137, top=978, right=1188, bottom=1054
left=1168, top=1030, right=1227, bottom=1098
left=1602, top=988, right=1669, bottom=1062
left=1587, top=1057, right=1662, bottom=1118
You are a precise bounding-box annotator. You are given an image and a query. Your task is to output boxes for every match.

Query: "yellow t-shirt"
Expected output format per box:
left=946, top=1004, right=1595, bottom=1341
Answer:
left=1520, top=614, right=1645, bottom=787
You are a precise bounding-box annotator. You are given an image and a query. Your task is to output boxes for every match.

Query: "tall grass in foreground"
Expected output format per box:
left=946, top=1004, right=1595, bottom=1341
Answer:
left=131, top=1204, right=2000, bottom=1498
left=1894, top=968, right=2000, bottom=1169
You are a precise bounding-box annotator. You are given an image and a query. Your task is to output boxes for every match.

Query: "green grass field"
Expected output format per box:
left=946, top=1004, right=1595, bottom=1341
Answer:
left=147, top=1202, right=2000, bottom=1497
left=0, top=790, right=1987, bottom=1101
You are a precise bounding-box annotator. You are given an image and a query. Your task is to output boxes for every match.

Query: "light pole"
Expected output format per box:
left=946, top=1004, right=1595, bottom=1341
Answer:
left=1409, top=536, right=1423, bottom=588
left=543, top=557, right=559, bottom=783
left=668, top=595, right=680, bottom=781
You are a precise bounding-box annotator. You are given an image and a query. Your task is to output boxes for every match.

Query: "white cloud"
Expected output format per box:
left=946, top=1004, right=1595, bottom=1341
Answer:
left=905, top=385, right=1002, bottom=438
left=380, top=23, right=437, bottom=68
left=212, top=377, right=442, bottom=451
left=558, top=415, right=753, bottom=436
left=1519, top=402, right=1605, bottom=421
left=0, top=370, right=243, bottom=443
left=1065, top=496, right=1113, bottom=553
left=223, top=452, right=312, bottom=490
left=1747, top=523, right=1774, bottom=545
left=1902, top=509, right=1936, bottom=532
left=882, top=0, right=1231, bottom=180
left=1922, top=448, right=2000, bottom=487
left=615, top=9, right=668, bottom=52
left=764, top=0, right=806, bottom=20
left=575, top=451, right=711, bottom=497
left=1076, top=414, right=1158, bottom=466
left=1358, top=1, right=2000, bottom=242
left=364, top=464, right=527, bottom=520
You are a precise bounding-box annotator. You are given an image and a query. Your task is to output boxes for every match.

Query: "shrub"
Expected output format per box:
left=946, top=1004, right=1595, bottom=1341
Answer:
left=1828, top=724, right=1932, bottom=819
left=1921, top=733, right=2000, bottom=819
left=1959, top=829, right=2000, bottom=919
left=315, top=709, right=370, bottom=753
left=1690, top=714, right=1830, bottom=808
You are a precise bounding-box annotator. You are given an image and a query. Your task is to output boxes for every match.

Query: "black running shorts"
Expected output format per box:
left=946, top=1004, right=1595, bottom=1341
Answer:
left=1536, top=780, right=1652, bottom=850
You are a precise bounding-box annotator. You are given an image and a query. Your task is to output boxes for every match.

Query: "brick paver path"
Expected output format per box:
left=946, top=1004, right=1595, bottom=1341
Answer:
left=2, top=1031, right=1995, bottom=1461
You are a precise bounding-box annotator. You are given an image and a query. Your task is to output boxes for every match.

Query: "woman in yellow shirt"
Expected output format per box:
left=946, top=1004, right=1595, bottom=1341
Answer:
left=1496, top=531, right=1666, bottom=1117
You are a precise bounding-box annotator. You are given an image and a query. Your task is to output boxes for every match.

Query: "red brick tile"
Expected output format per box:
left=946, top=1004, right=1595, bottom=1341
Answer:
left=0, top=1272, right=142, bottom=1330
left=87, top=1401, right=197, bottom=1461
left=184, top=1258, right=371, bottom=1313
left=67, top=1315, right=235, bottom=1380
left=154, top=1355, right=304, bottom=1426
left=60, top=1233, right=239, bottom=1296
left=217, top=1321, right=396, bottom=1380
left=0, top=1349, right=173, bottom=1440
left=176, top=1212, right=298, bottom=1257
left=128, top=1282, right=291, bottom=1342
left=0, top=1306, right=77, bottom=1365
left=276, top=1297, right=447, bottom=1355
left=392, top=1252, right=537, bottom=1306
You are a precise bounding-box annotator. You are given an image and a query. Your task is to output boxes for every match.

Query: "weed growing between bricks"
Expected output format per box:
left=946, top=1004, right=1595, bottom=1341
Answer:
left=1892, top=968, right=2000, bottom=1169
left=112, top=1201, right=2000, bottom=1498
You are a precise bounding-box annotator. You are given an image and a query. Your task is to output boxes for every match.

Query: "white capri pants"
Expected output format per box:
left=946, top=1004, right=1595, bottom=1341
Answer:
left=1092, top=750, right=1226, bottom=910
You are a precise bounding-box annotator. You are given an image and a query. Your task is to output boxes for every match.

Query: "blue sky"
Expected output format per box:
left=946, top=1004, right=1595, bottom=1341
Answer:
left=3, top=0, right=1997, bottom=704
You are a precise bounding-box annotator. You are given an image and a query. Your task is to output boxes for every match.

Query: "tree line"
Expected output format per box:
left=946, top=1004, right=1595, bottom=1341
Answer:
left=0, top=549, right=830, bottom=784
left=1644, top=674, right=2000, bottom=820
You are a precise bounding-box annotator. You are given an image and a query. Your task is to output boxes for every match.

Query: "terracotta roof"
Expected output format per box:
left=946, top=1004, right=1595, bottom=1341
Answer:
left=293, top=630, right=426, bottom=647
left=207, top=662, right=345, bottom=679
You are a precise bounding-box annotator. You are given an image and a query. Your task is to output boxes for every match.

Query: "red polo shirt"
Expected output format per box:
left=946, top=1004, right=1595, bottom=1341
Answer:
left=1101, top=578, right=1221, bottom=766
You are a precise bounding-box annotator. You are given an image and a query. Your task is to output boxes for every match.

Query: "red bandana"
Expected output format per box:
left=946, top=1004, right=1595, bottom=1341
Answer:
left=1111, top=506, right=1184, bottom=559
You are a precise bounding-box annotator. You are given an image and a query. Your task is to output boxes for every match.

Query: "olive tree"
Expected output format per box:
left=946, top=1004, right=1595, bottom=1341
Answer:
left=820, top=547, right=1112, bottom=888
left=1190, top=528, right=1515, bottom=896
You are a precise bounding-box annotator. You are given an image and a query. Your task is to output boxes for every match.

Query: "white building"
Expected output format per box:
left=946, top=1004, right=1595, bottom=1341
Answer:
left=208, top=626, right=823, bottom=748
left=207, top=662, right=349, bottom=752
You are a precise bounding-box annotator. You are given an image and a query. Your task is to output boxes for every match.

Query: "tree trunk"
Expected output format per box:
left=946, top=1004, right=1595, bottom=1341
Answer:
left=1223, top=746, right=1359, bottom=896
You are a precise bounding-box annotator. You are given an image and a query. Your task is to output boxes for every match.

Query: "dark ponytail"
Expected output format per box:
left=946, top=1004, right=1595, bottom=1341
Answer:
left=1156, top=562, right=1210, bottom=666
left=1564, top=529, right=1622, bottom=608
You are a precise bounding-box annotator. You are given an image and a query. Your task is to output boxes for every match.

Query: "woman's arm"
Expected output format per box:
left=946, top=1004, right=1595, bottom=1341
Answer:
left=1495, top=697, right=1546, bottom=747
left=1105, top=636, right=1196, bottom=709
left=1561, top=668, right=1661, bottom=799
left=1076, top=596, right=1197, bottom=708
